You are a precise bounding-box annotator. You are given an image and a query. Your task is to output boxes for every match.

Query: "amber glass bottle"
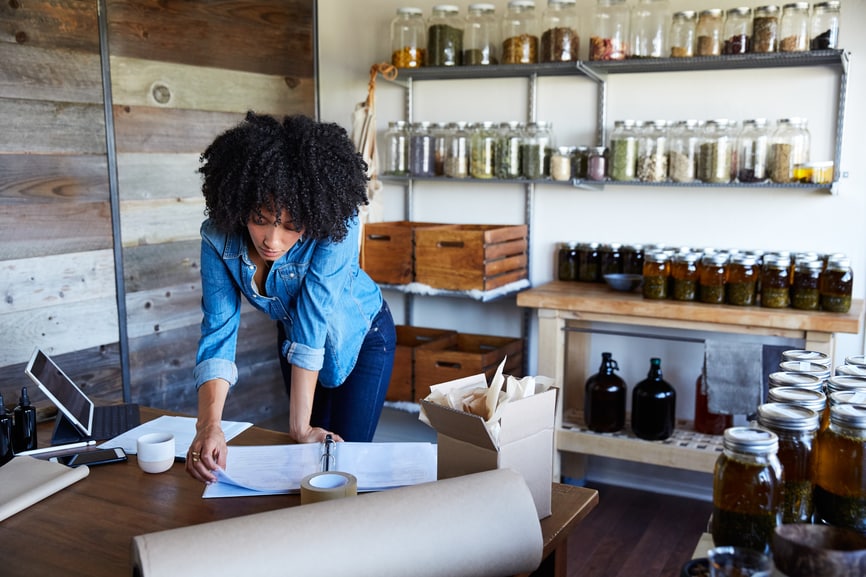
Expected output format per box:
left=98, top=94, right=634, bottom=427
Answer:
left=711, top=426, right=783, bottom=555
left=584, top=352, right=627, bottom=433
left=631, top=357, right=676, bottom=440
left=814, top=404, right=866, bottom=532
left=693, top=374, right=733, bottom=435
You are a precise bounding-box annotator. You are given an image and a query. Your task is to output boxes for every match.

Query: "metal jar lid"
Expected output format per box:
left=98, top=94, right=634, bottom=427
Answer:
left=846, top=355, right=866, bottom=368
left=826, top=375, right=866, bottom=394
left=781, top=350, right=831, bottom=367
left=767, top=371, right=824, bottom=391
left=766, top=386, right=826, bottom=412
left=829, top=390, right=866, bottom=408
left=778, top=360, right=832, bottom=380
left=836, top=364, right=866, bottom=377
left=757, top=402, right=820, bottom=432
left=828, top=404, right=866, bottom=430
left=723, top=426, right=778, bottom=454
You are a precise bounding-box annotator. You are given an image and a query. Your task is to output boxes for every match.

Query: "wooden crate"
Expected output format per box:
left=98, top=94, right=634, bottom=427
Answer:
left=414, top=332, right=524, bottom=396
left=414, top=224, right=528, bottom=291
left=388, top=325, right=458, bottom=403
left=361, top=221, right=442, bottom=285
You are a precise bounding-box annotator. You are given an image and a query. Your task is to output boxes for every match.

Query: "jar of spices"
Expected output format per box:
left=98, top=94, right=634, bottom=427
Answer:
left=711, top=426, right=783, bottom=555
left=572, top=145, right=589, bottom=180
left=430, top=122, right=449, bottom=176
left=427, top=5, right=464, bottom=66
left=699, top=252, right=728, bottom=305
left=726, top=253, right=759, bottom=306
left=541, top=0, right=580, bottom=62
left=642, top=250, right=670, bottom=300
left=814, top=404, right=866, bottom=532
left=409, top=121, right=436, bottom=177
left=668, top=120, right=700, bottom=183
left=550, top=146, right=573, bottom=181
left=695, top=9, right=724, bottom=56
left=621, top=243, right=645, bottom=275
left=557, top=241, right=580, bottom=281
left=636, top=120, right=668, bottom=182
left=586, top=146, right=609, bottom=181
left=609, top=120, right=638, bottom=181
left=768, top=117, right=810, bottom=183
left=391, top=7, right=427, bottom=68
left=521, top=121, right=553, bottom=179
left=463, top=3, right=499, bottom=65
left=669, top=10, right=696, bottom=57
left=757, top=402, right=820, bottom=524
left=444, top=121, right=470, bottom=178
left=628, top=0, right=671, bottom=59
left=670, top=251, right=700, bottom=301
left=736, top=118, right=770, bottom=183
left=693, top=374, right=733, bottom=435
left=496, top=121, right=523, bottom=179
left=502, top=0, right=540, bottom=64
left=600, top=243, right=623, bottom=276
left=470, top=121, right=498, bottom=179
left=384, top=120, right=410, bottom=176
left=578, top=241, right=602, bottom=282
left=723, top=7, right=753, bottom=54
left=779, top=2, right=810, bottom=52
left=699, top=119, right=734, bottom=184
left=753, top=5, right=781, bottom=53
left=791, top=258, right=823, bottom=310
left=590, top=0, right=630, bottom=61
left=810, top=0, right=841, bottom=50
left=760, top=253, right=792, bottom=308
left=585, top=352, right=628, bottom=433
left=820, top=254, right=854, bottom=313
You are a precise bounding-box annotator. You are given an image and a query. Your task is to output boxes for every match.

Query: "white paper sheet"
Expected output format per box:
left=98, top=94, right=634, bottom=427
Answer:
left=97, top=415, right=253, bottom=459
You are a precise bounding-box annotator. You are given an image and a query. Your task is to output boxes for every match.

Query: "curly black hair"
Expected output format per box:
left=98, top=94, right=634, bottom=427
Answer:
left=199, top=112, right=369, bottom=242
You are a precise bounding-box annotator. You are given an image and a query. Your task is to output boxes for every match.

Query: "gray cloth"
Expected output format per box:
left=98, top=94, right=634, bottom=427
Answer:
left=704, top=339, right=765, bottom=415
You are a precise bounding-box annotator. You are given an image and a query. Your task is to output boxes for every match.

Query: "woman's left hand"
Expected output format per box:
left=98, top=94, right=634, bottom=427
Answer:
left=291, top=425, right=343, bottom=444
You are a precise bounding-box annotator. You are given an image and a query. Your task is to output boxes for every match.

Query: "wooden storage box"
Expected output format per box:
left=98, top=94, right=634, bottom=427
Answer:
left=414, top=224, right=529, bottom=291
left=361, top=221, right=442, bottom=285
left=414, top=332, right=524, bottom=396
left=388, top=325, right=458, bottom=403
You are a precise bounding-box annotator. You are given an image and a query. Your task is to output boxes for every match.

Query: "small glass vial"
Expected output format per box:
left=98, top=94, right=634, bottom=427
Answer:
left=723, top=7, right=753, bottom=54
left=698, top=119, right=734, bottom=184
left=391, top=7, right=427, bottom=68
left=384, top=120, right=410, bottom=176
left=470, top=121, right=498, bottom=179
left=820, top=254, right=854, bottom=313
left=496, top=121, right=523, bottom=179
left=608, top=120, right=639, bottom=181
left=636, top=120, right=668, bottom=182
left=557, top=241, right=579, bottom=281
left=642, top=250, right=670, bottom=300
left=463, top=3, right=499, bottom=65
left=711, top=427, right=783, bottom=555
left=791, top=258, right=823, bottom=310
left=541, top=0, right=580, bottom=62
left=810, top=0, right=841, bottom=50
left=502, top=0, right=540, bottom=64
left=444, top=121, right=470, bottom=178
left=699, top=252, right=728, bottom=305
left=757, top=402, right=820, bottom=524
left=736, top=118, right=770, bottom=183
left=628, top=0, right=671, bottom=59
left=726, top=253, right=759, bottom=306
left=550, top=146, right=573, bottom=181
left=769, top=117, right=811, bottom=183
left=669, top=10, right=696, bottom=57
left=814, top=405, right=866, bottom=532
left=753, top=5, right=780, bottom=53
left=779, top=2, right=810, bottom=52
left=409, top=121, right=436, bottom=177
left=520, top=121, right=553, bottom=179
left=671, top=251, right=700, bottom=302
left=668, top=119, right=700, bottom=183
left=695, top=9, right=724, bottom=56
left=427, top=5, right=464, bottom=66
left=590, top=0, right=630, bottom=61
left=760, top=253, right=792, bottom=309
left=577, top=241, right=602, bottom=282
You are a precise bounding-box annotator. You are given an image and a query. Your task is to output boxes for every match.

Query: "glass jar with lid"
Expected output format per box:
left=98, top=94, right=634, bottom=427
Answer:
left=431, top=122, right=449, bottom=176
left=668, top=120, right=699, bottom=183
left=698, top=119, right=734, bottom=184
left=820, top=253, right=854, bottom=313
left=736, top=118, right=770, bottom=183
left=622, top=244, right=644, bottom=275
left=550, top=146, right=573, bottom=181
left=384, top=120, right=410, bottom=176
left=600, top=243, right=623, bottom=276
left=669, top=11, right=696, bottom=57
left=642, top=250, right=670, bottom=300
left=761, top=253, right=792, bottom=308
left=671, top=251, right=700, bottom=301
left=587, top=146, right=608, bottom=181
left=409, top=121, right=436, bottom=177
left=391, top=7, right=427, bottom=68
left=609, top=120, right=638, bottom=181
left=756, top=402, right=820, bottom=524
left=590, top=0, right=629, bottom=61
left=723, top=7, right=753, bottom=54
left=814, top=404, right=866, bottom=532
left=578, top=242, right=602, bottom=282
left=541, top=0, right=580, bottom=62
left=699, top=252, right=728, bottom=305
left=779, top=2, right=810, bottom=52
left=636, top=120, right=668, bottom=182
left=444, top=121, right=470, bottom=178
left=695, top=9, right=724, bottom=56
left=810, top=1, right=841, bottom=50
left=496, top=121, right=523, bottom=179
left=753, top=5, right=781, bottom=53
left=463, top=3, right=499, bottom=65
left=791, top=258, right=823, bottom=310
left=502, top=0, right=539, bottom=64
left=470, top=121, right=498, bottom=179
left=768, top=117, right=811, bottom=183
left=427, top=5, right=464, bottom=66
left=520, top=120, right=553, bottom=179
left=628, top=0, right=671, bottom=59
left=726, top=253, right=759, bottom=306
left=782, top=348, right=832, bottom=368
left=557, top=241, right=579, bottom=281
left=571, top=145, right=589, bottom=179
left=711, top=426, right=783, bottom=555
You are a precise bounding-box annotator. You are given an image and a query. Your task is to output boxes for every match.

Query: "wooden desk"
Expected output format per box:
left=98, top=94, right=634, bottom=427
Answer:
left=0, top=408, right=598, bottom=577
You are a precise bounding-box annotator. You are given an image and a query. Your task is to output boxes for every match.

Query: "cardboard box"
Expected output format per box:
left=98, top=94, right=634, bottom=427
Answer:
left=420, top=374, right=557, bottom=519
left=387, top=326, right=458, bottom=403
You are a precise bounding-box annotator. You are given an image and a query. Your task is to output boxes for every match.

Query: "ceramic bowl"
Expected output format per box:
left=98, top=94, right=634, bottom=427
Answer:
left=773, top=523, right=866, bottom=577
left=603, top=273, right=643, bottom=292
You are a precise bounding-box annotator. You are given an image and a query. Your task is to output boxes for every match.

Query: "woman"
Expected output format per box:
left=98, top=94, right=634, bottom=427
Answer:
left=186, top=112, right=395, bottom=484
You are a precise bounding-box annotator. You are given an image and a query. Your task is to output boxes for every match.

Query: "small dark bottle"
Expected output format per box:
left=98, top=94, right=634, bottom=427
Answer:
left=0, top=393, right=14, bottom=465
left=631, top=357, right=677, bottom=441
left=12, top=386, right=37, bottom=453
left=584, top=352, right=627, bottom=433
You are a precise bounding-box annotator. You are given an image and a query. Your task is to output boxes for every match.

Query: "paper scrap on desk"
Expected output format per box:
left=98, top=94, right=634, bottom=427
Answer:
left=97, top=415, right=252, bottom=459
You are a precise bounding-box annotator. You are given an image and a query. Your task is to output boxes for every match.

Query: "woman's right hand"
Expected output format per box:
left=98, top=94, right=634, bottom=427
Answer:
left=185, top=421, right=227, bottom=484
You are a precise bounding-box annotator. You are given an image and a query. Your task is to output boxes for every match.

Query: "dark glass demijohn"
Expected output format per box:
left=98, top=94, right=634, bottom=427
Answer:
left=584, top=352, right=627, bottom=433
left=631, top=357, right=676, bottom=440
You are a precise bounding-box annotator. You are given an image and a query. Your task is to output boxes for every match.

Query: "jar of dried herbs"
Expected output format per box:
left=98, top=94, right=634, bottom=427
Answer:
left=814, top=404, right=866, bottom=533
left=760, top=253, right=792, bottom=308
left=722, top=7, right=752, bottom=54
left=726, top=253, right=759, bottom=306
left=757, top=402, right=820, bottom=524
left=470, top=121, right=498, bottom=179
left=668, top=119, right=700, bottom=183
left=541, top=0, right=580, bottom=62
left=820, top=254, right=854, bottom=313
left=810, top=0, right=840, bottom=50
left=609, top=120, right=639, bottom=181
left=464, top=3, right=499, bottom=65
left=502, top=0, right=539, bottom=64
left=735, top=118, right=770, bottom=183
left=427, top=5, right=464, bottom=66
left=670, top=251, right=700, bottom=302
left=496, top=121, right=523, bottom=179
left=791, top=258, right=823, bottom=310
left=698, top=119, right=735, bottom=184
left=557, top=241, right=580, bottom=281
left=587, top=146, right=608, bottom=181
left=752, top=5, right=780, bottom=53
left=636, top=119, right=669, bottom=182
left=444, top=121, right=470, bottom=178
left=589, top=0, right=629, bottom=60
left=768, top=117, right=810, bottom=183
left=578, top=241, right=602, bottom=282
left=779, top=2, right=810, bottom=52
left=711, top=426, right=783, bottom=555
left=520, top=121, right=553, bottom=179
left=642, top=250, right=670, bottom=300
left=628, top=0, right=671, bottom=59
left=695, top=9, right=724, bottom=56
left=699, top=252, right=728, bottom=305
left=669, top=10, right=696, bottom=57
left=390, top=7, right=427, bottom=68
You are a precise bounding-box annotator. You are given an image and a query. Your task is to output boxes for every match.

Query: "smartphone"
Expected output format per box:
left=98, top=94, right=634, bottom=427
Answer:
left=50, top=447, right=127, bottom=467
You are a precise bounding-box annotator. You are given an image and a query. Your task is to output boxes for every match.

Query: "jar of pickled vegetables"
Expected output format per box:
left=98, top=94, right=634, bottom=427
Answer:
left=814, top=405, right=866, bottom=532
left=671, top=251, right=700, bottom=302
left=820, top=254, right=853, bottom=313
left=642, top=250, right=670, bottom=300
left=760, top=253, right=791, bottom=309
left=726, top=253, right=758, bottom=306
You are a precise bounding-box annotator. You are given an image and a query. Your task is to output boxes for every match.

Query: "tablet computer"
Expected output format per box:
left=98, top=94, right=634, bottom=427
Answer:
left=24, top=348, right=95, bottom=437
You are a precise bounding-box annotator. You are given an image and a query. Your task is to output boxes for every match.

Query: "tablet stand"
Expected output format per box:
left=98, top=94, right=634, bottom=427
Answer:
left=50, top=412, right=90, bottom=445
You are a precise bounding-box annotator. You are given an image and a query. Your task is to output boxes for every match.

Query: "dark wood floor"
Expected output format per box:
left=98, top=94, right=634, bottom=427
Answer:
left=566, top=482, right=713, bottom=577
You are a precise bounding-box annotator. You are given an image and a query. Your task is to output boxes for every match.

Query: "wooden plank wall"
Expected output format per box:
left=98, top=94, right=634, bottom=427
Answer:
left=0, top=0, right=315, bottom=429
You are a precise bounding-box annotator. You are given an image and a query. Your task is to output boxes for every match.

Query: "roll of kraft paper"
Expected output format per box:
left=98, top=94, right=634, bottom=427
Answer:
left=300, top=471, right=357, bottom=504
left=132, top=468, right=542, bottom=577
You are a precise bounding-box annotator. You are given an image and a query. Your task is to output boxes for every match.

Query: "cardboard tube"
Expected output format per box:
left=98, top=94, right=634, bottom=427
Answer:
left=300, top=471, right=357, bottom=504
left=132, top=468, right=542, bottom=577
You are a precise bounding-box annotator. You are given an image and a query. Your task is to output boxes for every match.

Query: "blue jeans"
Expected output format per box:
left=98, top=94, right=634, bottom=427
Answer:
left=278, top=301, right=396, bottom=442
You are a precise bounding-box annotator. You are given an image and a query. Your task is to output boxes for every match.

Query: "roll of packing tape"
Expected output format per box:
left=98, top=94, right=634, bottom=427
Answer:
left=300, top=471, right=357, bottom=504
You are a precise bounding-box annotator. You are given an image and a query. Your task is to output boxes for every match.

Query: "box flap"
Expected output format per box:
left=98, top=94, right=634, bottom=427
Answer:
left=499, top=387, right=556, bottom=445
left=420, top=400, right=498, bottom=451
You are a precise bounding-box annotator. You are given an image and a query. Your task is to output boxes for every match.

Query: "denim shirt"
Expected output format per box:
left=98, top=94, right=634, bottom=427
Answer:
left=194, top=216, right=382, bottom=389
